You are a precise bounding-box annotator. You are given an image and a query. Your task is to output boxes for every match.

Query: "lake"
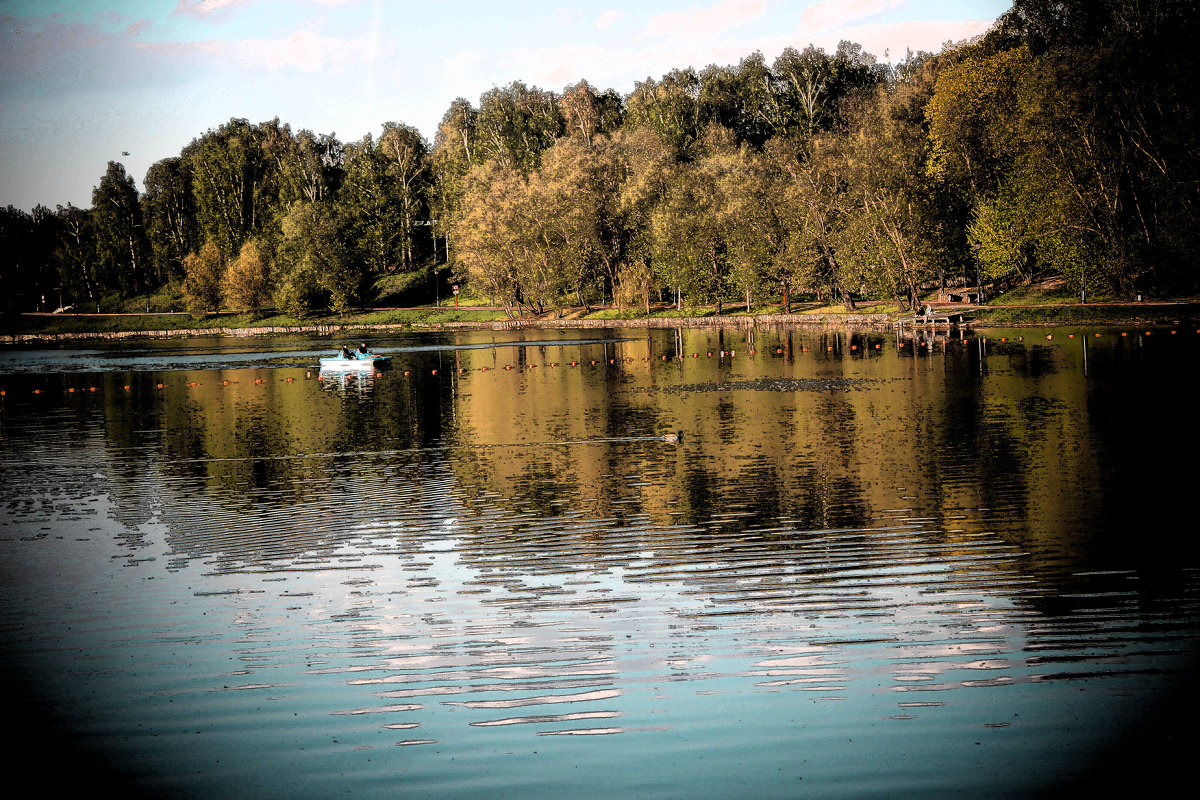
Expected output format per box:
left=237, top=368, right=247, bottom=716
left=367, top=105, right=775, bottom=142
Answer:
left=1, top=325, right=1197, bottom=798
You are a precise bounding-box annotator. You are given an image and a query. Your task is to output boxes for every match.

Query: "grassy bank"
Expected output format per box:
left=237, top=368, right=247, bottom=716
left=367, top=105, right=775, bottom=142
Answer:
left=5, top=289, right=1197, bottom=341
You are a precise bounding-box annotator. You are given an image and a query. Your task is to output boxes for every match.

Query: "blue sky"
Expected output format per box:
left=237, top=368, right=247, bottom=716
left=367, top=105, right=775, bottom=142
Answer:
left=0, top=0, right=1010, bottom=212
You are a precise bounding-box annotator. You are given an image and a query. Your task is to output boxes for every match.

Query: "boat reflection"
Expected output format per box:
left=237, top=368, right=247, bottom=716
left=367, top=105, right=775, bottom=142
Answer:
left=317, top=366, right=388, bottom=395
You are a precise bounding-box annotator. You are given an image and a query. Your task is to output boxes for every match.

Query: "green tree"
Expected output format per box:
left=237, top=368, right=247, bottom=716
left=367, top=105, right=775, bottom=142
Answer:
left=451, top=161, right=526, bottom=314
left=378, top=121, right=430, bottom=271
left=624, top=69, right=703, bottom=161
left=142, top=156, right=198, bottom=284
left=275, top=202, right=358, bottom=315
left=476, top=81, right=564, bottom=173
left=182, top=240, right=226, bottom=312
left=651, top=126, right=742, bottom=313
left=430, top=98, right=480, bottom=270
left=183, top=118, right=280, bottom=256
left=223, top=237, right=271, bottom=312
left=91, top=161, right=150, bottom=296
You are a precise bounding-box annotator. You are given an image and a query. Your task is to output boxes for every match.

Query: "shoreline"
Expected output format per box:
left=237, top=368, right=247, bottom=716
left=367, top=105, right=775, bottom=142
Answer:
left=3, top=303, right=1196, bottom=344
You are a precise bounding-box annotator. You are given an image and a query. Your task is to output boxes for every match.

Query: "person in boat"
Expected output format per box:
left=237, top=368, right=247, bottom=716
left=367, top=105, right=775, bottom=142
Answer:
left=339, top=345, right=354, bottom=359
left=357, top=342, right=369, bottom=357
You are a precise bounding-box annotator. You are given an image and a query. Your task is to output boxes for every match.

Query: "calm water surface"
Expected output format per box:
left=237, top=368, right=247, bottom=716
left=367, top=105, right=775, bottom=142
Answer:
left=1, top=326, right=1197, bottom=798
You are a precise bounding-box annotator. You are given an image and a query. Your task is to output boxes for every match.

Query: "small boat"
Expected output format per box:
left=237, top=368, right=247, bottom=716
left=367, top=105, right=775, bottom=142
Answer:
left=318, top=353, right=392, bottom=371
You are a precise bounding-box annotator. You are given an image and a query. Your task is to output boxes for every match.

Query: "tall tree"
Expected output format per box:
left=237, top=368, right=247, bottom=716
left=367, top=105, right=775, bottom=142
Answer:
left=476, top=81, right=564, bottom=173
left=378, top=121, right=430, bottom=271
left=91, top=161, right=150, bottom=295
left=624, top=68, right=703, bottom=160
left=182, top=240, right=225, bottom=312
left=143, top=156, right=198, bottom=284
left=183, top=118, right=279, bottom=256
left=430, top=98, right=480, bottom=269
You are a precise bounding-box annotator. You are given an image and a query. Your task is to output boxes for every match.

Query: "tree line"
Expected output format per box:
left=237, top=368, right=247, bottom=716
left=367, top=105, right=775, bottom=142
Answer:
left=2, top=0, right=1197, bottom=318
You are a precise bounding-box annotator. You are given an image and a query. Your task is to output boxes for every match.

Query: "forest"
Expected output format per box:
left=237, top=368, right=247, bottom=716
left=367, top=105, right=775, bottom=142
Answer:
left=2, top=0, right=1197, bottom=319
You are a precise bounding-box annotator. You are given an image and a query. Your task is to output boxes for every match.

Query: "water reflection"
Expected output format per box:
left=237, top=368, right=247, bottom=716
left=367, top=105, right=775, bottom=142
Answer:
left=1, top=326, right=1197, bottom=798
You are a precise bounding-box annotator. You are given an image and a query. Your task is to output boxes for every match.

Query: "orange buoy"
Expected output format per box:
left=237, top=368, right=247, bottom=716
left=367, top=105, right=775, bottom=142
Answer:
left=68, top=387, right=75, bottom=393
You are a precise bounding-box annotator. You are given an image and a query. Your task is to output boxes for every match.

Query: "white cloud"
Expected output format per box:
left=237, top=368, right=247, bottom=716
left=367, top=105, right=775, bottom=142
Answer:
left=643, top=0, right=767, bottom=41
left=174, top=0, right=250, bottom=17
left=800, top=0, right=904, bottom=34
left=838, top=19, right=992, bottom=60
left=596, top=10, right=624, bottom=29
left=137, top=29, right=375, bottom=73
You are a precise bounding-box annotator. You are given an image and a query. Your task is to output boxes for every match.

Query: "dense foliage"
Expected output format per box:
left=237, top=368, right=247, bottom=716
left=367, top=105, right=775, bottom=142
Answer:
left=3, top=1, right=1197, bottom=317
